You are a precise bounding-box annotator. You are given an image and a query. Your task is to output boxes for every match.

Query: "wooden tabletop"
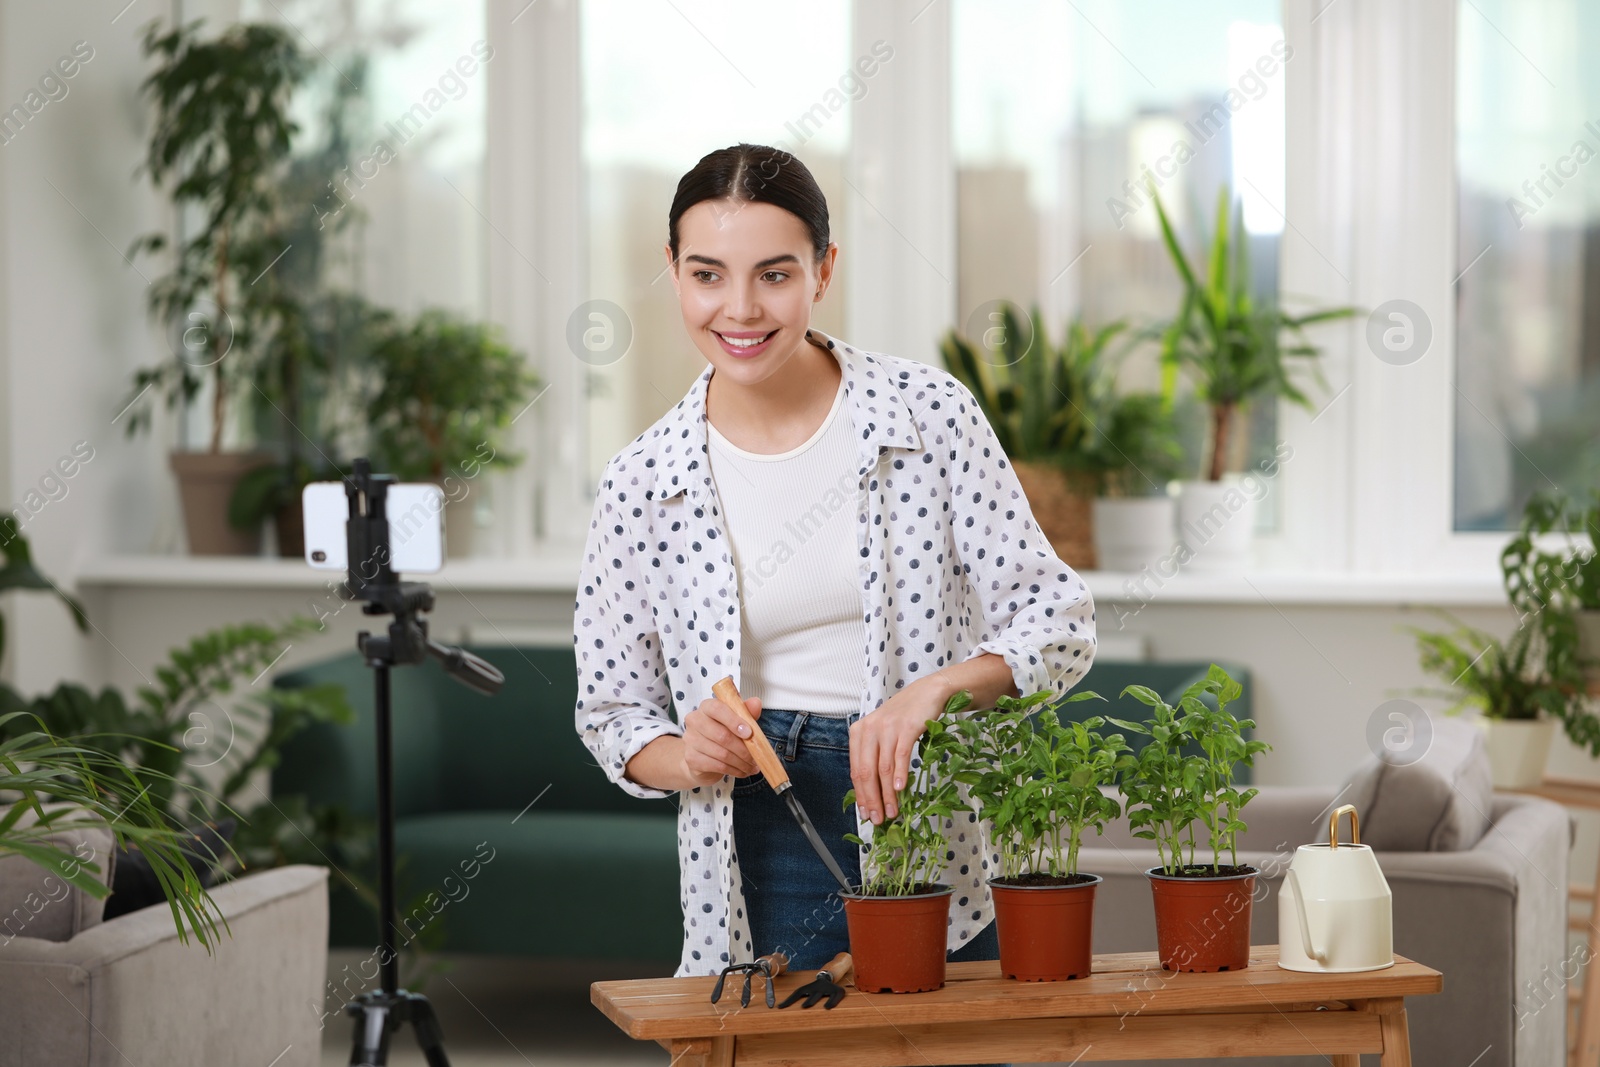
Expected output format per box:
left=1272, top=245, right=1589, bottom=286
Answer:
left=591, top=945, right=1443, bottom=1042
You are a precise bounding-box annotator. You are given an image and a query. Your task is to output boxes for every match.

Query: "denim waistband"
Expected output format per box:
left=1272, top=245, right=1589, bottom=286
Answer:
left=750, top=707, right=856, bottom=760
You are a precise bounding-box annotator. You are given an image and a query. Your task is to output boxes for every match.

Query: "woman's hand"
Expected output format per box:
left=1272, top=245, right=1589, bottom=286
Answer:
left=680, top=695, right=764, bottom=787
left=849, top=677, right=952, bottom=825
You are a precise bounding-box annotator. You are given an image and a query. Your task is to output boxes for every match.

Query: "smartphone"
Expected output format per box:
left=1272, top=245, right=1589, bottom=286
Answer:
left=302, top=481, right=445, bottom=574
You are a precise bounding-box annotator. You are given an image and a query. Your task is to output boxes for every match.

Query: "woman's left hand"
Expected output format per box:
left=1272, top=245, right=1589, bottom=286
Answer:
left=848, top=676, right=950, bottom=825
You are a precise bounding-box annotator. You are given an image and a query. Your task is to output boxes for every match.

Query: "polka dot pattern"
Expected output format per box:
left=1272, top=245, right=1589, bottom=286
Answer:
left=574, top=328, right=1097, bottom=977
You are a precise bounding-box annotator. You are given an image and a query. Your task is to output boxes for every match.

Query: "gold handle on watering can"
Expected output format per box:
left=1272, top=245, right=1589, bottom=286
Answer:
left=1329, top=804, right=1360, bottom=849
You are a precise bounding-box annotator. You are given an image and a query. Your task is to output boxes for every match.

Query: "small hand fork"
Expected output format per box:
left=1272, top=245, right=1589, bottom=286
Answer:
left=778, top=952, right=853, bottom=1010
left=710, top=952, right=788, bottom=1008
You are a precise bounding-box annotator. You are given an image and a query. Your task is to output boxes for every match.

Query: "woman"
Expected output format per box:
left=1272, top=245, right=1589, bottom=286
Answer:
left=574, top=143, right=1096, bottom=982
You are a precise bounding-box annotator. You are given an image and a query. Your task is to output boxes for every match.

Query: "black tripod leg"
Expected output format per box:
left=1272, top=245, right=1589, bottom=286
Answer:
left=408, top=994, right=451, bottom=1067
left=347, top=999, right=392, bottom=1066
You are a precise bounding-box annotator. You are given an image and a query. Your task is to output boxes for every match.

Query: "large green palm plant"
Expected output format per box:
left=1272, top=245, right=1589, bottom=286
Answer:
left=1, top=715, right=229, bottom=950
left=1151, top=185, right=1356, bottom=481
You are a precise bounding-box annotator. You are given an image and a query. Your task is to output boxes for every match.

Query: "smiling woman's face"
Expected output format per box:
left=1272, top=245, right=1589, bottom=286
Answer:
left=666, top=198, right=837, bottom=389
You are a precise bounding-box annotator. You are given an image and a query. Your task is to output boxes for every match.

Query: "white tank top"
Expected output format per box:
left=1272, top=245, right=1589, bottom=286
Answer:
left=706, top=376, right=866, bottom=714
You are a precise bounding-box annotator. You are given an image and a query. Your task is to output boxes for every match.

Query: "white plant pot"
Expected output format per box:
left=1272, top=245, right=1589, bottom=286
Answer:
left=1476, top=717, right=1556, bottom=790
left=1175, top=479, right=1257, bottom=571
left=1577, top=610, right=1600, bottom=696
left=1093, top=496, right=1176, bottom=573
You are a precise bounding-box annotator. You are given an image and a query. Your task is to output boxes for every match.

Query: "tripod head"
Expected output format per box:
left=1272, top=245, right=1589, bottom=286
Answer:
left=339, top=457, right=503, bottom=696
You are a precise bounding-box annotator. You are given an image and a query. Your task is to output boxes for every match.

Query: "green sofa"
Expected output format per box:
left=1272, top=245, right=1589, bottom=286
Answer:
left=272, top=649, right=1249, bottom=964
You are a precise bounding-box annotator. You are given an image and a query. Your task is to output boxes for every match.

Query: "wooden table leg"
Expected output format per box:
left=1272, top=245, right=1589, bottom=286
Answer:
left=1378, top=1003, right=1413, bottom=1067
left=664, top=1036, right=734, bottom=1067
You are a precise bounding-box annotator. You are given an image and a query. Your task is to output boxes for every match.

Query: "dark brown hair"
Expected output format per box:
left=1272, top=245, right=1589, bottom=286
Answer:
left=667, top=143, right=830, bottom=264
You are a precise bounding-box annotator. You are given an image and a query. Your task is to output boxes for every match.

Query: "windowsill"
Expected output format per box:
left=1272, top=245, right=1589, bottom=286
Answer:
left=75, top=553, right=581, bottom=593
left=75, top=553, right=1509, bottom=607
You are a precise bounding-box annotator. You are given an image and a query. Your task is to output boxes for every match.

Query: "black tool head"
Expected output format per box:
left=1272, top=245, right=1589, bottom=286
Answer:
left=778, top=977, right=846, bottom=1009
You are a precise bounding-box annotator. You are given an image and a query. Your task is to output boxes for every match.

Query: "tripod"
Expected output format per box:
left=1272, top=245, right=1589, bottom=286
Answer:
left=336, top=459, right=505, bottom=1066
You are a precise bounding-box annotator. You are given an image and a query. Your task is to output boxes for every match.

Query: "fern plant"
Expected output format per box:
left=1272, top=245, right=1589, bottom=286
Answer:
left=9, top=617, right=357, bottom=861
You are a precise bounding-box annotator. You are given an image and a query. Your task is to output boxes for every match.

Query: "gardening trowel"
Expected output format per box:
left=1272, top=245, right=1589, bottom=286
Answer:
left=712, top=676, right=855, bottom=896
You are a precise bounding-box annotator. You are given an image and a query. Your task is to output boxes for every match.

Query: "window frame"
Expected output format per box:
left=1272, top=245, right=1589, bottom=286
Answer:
left=494, top=0, right=1514, bottom=579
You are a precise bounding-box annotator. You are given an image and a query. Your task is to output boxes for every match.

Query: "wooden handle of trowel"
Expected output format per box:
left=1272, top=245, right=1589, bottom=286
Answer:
left=819, top=952, right=853, bottom=986
left=712, top=676, right=790, bottom=790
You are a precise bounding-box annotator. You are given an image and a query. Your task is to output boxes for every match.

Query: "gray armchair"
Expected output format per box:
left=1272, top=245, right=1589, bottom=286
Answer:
left=1080, top=785, right=1570, bottom=1067
left=0, top=829, right=329, bottom=1067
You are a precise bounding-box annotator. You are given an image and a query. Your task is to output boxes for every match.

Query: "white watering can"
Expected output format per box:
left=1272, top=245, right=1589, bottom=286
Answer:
left=1278, top=805, right=1393, bottom=973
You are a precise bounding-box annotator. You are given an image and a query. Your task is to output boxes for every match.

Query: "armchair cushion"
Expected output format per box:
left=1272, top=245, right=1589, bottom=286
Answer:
left=0, top=808, right=114, bottom=944
left=1339, top=715, right=1493, bottom=851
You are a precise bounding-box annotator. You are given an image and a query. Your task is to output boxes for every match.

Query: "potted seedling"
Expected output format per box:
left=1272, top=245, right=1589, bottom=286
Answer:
left=1404, top=609, right=1597, bottom=788
left=1151, top=186, right=1355, bottom=569
left=840, top=690, right=975, bottom=993
left=1112, top=664, right=1269, bottom=972
left=942, top=306, right=1130, bottom=570
left=949, top=690, right=1125, bottom=980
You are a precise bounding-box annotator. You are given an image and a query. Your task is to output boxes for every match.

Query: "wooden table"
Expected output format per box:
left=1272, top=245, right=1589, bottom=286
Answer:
left=591, top=945, right=1441, bottom=1066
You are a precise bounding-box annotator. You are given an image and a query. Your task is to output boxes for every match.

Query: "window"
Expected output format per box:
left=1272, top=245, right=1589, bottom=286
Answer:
left=950, top=0, right=1287, bottom=508
left=579, top=0, right=854, bottom=487
left=1455, top=0, right=1600, bottom=530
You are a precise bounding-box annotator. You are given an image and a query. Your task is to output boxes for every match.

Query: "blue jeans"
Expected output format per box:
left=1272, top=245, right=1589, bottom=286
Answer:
left=731, top=708, right=1006, bottom=1067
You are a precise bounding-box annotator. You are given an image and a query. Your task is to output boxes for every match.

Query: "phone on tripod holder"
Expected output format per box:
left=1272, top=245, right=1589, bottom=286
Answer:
left=307, top=458, right=505, bottom=1067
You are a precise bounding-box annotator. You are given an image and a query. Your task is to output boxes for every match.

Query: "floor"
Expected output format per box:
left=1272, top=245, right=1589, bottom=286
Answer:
left=318, top=950, right=667, bottom=1066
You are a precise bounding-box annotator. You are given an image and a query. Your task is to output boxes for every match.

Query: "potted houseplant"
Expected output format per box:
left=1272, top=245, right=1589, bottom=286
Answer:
left=840, top=690, right=975, bottom=993
left=942, top=306, right=1130, bottom=570
left=1503, top=487, right=1600, bottom=696
left=1111, top=664, right=1269, bottom=972
left=1151, top=186, right=1355, bottom=569
left=1089, top=391, right=1185, bottom=572
left=948, top=689, right=1124, bottom=980
left=122, top=20, right=310, bottom=555
left=361, top=309, right=540, bottom=558
left=1403, top=610, right=1598, bottom=787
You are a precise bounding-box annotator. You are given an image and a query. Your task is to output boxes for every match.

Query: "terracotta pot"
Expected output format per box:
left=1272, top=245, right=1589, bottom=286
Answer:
left=988, top=874, right=1100, bottom=981
left=842, top=884, right=953, bottom=992
left=1147, top=866, right=1257, bottom=972
left=168, top=449, right=275, bottom=556
left=1013, top=462, right=1095, bottom=570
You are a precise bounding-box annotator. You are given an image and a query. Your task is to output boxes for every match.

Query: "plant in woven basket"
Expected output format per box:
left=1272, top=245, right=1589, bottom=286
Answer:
left=941, top=306, right=1132, bottom=566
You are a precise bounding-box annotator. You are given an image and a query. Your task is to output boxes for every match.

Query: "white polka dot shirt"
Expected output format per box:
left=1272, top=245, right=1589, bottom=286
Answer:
left=573, top=328, right=1098, bottom=977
